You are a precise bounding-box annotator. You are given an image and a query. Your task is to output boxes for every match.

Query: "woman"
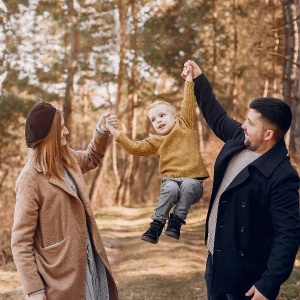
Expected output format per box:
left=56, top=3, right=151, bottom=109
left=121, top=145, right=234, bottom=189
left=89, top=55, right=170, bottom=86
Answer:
left=11, top=102, right=118, bottom=300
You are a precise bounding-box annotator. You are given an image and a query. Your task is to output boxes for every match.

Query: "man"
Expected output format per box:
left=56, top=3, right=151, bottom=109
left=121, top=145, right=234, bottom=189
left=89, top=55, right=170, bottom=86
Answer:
left=185, top=61, right=299, bottom=300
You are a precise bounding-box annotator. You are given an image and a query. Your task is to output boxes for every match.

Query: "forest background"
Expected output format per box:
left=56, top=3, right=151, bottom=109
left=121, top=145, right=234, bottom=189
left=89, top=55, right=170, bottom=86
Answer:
left=0, top=0, right=299, bottom=296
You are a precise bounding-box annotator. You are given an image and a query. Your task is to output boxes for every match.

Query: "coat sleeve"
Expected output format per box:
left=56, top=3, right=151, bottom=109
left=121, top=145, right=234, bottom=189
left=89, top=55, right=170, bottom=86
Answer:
left=115, top=133, right=158, bottom=156
left=254, top=170, right=300, bottom=299
left=11, top=171, right=45, bottom=295
left=70, top=129, right=111, bottom=174
left=194, top=74, right=242, bottom=142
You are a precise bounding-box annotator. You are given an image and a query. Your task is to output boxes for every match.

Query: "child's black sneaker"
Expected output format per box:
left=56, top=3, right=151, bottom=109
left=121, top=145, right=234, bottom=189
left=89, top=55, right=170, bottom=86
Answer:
left=164, top=213, right=186, bottom=240
left=141, top=220, right=165, bottom=244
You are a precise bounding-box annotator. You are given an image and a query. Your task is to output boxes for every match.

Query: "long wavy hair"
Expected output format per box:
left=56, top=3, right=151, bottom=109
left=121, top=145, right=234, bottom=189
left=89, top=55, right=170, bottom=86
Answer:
left=33, top=110, right=76, bottom=179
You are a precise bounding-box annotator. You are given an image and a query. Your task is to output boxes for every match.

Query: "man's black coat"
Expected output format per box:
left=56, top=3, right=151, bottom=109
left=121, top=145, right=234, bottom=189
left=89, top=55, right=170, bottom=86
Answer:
left=194, top=74, right=300, bottom=300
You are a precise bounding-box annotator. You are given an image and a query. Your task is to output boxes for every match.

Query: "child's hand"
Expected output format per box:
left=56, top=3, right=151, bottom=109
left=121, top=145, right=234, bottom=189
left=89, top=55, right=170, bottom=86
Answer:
left=105, top=115, right=120, bottom=137
left=181, top=61, right=193, bottom=82
left=181, top=63, right=190, bottom=79
left=106, top=114, right=118, bottom=129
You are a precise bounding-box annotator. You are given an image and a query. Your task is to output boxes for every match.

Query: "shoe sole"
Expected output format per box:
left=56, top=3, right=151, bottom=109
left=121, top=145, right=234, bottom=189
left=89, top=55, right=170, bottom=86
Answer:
left=164, top=231, right=180, bottom=240
left=141, top=236, right=158, bottom=244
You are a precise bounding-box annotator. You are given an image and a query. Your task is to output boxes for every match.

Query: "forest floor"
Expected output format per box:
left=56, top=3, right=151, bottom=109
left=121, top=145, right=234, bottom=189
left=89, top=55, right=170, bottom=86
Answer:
left=0, top=203, right=299, bottom=300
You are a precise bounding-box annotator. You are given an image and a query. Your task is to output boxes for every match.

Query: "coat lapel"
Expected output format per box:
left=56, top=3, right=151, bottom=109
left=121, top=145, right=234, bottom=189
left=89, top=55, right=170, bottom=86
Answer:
left=27, top=150, right=79, bottom=199
left=223, top=166, right=250, bottom=193
left=215, top=139, right=288, bottom=195
left=49, top=176, right=79, bottom=199
left=28, top=149, right=94, bottom=218
left=66, top=164, right=94, bottom=218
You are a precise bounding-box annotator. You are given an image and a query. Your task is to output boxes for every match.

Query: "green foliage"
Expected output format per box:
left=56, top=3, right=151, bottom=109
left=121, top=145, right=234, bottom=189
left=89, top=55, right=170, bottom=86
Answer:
left=141, top=2, right=209, bottom=82
left=0, top=94, right=33, bottom=134
left=0, top=95, right=33, bottom=168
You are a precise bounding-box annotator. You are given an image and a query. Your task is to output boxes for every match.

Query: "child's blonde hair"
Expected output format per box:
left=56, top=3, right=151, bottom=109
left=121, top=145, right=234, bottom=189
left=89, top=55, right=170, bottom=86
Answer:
left=147, top=101, right=176, bottom=114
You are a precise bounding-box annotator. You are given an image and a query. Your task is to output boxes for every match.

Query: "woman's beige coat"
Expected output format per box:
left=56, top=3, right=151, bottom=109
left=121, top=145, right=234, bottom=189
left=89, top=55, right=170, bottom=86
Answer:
left=11, top=130, right=118, bottom=300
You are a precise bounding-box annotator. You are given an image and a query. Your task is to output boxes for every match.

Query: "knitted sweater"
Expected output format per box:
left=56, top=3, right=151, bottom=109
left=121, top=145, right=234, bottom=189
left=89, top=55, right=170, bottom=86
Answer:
left=115, top=81, right=209, bottom=179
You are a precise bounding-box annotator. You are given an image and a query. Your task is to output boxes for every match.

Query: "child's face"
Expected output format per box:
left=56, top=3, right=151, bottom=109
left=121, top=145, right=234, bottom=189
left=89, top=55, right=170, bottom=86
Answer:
left=148, top=104, right=178, bottom=136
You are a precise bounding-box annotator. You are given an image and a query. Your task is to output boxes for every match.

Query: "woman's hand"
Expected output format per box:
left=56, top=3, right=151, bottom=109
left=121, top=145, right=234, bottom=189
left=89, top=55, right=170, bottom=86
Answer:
left=98, top=112, right=111, bottom=132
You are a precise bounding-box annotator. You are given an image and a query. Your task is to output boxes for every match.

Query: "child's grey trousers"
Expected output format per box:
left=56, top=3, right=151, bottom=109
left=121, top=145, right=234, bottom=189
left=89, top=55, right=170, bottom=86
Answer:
left=151, top=177, right=203, bottom=223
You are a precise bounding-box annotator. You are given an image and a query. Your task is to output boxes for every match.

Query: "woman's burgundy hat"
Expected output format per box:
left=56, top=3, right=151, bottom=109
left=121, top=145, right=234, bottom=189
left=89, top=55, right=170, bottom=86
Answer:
left=25, top=102, right=57, bottom=148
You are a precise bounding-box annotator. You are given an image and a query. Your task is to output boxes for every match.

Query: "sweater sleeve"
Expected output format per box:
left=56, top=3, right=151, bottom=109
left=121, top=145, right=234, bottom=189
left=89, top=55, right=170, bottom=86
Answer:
left=179, top=81, right=196, bottom=129
left=115, top=133, right=158, bottom=156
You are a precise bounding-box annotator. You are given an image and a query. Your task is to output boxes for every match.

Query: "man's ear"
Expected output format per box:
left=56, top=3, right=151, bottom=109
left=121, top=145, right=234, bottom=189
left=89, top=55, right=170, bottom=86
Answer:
left=264, top=129, right=274, bottom=141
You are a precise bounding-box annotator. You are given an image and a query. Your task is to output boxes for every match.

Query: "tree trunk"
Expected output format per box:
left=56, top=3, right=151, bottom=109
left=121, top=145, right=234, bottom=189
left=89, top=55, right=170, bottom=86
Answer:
left=283, top=0, right=300, bottom=171
left=120, top=0, right=139, bottom=206
left=64, top=0, right=78, bottom=144
left=114, top=0, right=128, bottom=204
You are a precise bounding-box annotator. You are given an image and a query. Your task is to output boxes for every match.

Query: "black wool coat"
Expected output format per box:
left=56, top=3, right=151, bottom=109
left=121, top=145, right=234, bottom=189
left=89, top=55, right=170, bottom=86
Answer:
left=194, top=74, right=300, bottom=300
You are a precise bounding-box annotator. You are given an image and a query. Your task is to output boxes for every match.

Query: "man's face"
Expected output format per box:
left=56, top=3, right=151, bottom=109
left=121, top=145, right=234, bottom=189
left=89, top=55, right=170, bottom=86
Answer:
left=241, top=108, right=269, bottom=153
left=148, top=104, right=178, bottom=136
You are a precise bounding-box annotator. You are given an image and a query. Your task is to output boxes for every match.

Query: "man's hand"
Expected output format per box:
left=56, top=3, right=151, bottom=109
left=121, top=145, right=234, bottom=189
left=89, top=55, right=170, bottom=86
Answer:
left=245, top=285, right=268, bottom=300
left=181, top=60, right=202, bottom=79
left=188, top=60, right=202, bottom=78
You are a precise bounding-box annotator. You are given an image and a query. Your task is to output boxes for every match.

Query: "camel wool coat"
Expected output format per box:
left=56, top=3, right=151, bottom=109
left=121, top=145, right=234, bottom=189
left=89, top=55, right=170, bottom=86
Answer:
left=11, top=130, right=118, bottom=300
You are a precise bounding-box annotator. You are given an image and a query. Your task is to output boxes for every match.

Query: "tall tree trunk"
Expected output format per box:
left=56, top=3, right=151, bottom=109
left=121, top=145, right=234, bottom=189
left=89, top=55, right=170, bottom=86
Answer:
left=64, top=0, right=78, bottom=144
left=0, top=2, right=8, bottom=96
left=283, top=0, right=300, bottom=171
left=120, top=0, right=139, bottom=206
left=114, top=0, right=128, bottom=204
left=212, top=0, right=217, bottom=85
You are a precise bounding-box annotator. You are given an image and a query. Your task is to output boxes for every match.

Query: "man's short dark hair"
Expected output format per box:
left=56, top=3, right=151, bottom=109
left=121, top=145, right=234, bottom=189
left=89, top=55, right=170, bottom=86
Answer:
left=249, top=97, right=292, bottom=140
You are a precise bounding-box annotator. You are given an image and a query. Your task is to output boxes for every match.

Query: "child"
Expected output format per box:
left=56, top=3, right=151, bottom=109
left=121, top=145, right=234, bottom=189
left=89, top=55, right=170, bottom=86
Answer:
left=106, top=63, right=209, bottom=244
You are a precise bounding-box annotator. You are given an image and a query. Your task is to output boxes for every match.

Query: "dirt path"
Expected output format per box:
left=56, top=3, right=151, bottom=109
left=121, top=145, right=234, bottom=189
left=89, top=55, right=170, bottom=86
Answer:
left=0, top=203, right=208, bottom=300
left=96, top=204, right=208, bottom=300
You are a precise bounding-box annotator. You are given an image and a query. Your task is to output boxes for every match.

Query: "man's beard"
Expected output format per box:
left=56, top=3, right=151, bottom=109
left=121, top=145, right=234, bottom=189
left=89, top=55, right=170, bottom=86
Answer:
left=244, top=137, right=258, bottom=151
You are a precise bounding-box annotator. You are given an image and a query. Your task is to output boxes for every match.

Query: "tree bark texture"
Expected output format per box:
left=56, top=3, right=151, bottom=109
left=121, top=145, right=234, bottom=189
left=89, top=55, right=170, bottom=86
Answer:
left=283, top=0, right=300, bottom=171
left=64, top=0, right=78, bottom=144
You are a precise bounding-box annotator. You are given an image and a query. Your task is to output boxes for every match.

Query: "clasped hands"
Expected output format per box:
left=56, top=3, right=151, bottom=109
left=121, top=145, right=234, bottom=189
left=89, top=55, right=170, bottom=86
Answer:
left=98, top=113, right=118, bottom=133
left=181, top=60, right=202, bottom=79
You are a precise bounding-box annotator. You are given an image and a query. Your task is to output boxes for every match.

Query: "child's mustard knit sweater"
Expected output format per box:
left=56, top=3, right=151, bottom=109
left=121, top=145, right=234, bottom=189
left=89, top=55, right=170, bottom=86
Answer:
left=115, top=81, right=209, bottom=179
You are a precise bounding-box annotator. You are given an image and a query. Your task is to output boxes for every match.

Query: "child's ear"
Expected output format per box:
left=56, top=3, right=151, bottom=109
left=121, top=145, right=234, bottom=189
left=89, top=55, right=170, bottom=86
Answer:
left=174, top=113, right=179, bottom=121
